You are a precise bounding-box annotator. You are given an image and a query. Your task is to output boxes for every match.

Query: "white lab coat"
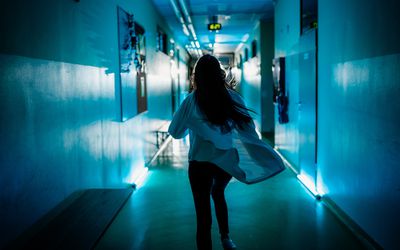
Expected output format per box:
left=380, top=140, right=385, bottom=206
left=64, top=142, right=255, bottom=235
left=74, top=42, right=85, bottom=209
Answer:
left=168, top=90, right=285, bottom=184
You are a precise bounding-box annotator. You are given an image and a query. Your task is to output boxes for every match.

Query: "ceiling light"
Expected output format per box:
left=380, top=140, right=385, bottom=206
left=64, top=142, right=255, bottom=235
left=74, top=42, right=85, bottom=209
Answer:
left=182, top=25, right=190, bottom=36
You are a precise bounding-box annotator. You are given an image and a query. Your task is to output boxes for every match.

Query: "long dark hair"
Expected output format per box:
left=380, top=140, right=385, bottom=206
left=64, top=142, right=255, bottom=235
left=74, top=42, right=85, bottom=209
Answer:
left=192, top=54, right=253, bottom=132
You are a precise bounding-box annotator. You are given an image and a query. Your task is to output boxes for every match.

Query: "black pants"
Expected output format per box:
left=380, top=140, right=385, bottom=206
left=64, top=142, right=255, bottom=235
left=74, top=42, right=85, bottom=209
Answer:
left=188, top=161, right=233, bottom=250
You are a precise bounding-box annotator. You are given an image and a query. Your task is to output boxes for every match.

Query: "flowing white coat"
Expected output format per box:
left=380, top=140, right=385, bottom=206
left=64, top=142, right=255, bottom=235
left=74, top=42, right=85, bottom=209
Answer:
left=168, top=90, right=285, bottom=184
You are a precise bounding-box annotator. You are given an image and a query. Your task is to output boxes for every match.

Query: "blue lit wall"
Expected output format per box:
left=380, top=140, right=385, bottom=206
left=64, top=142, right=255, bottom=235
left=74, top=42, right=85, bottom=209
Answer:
left=275, top=0, right=317, bottom=185
left=237, top=22, right=262, bottom=128
left=275, top=0, right=400, bottom=247
left=260, top=20, right=275, bottom=134
left=274, top=0, right=301, bottom=169
left=0, top=0, right=188, bottom=247
left=318, top=0, right=400, bottom=248
left=236, top=20, right=275, bottom=133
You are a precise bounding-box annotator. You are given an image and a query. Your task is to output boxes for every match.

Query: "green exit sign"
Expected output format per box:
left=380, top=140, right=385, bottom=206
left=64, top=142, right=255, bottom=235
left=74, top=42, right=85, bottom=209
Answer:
left=208, top=23, right=222, bottom=31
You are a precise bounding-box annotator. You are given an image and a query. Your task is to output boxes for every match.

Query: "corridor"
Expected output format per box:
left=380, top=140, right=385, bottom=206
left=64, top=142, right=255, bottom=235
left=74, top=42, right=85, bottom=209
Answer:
left=1, top=0, right=399, bottom=249
left=95, top=139, right=363, bottom=250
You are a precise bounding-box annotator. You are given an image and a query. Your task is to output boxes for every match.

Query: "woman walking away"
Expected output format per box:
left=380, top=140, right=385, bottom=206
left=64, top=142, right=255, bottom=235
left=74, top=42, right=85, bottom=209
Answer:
left=168, top=54, right=285, bottom=250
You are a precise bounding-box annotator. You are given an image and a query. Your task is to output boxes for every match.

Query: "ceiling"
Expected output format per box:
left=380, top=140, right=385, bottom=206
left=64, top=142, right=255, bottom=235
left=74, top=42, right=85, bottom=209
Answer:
left=151, top=0, right=274, bottom=56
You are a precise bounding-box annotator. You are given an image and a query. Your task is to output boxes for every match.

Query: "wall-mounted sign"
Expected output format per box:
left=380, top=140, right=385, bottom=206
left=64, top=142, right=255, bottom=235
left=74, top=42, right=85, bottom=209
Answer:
left=208, top=23, right=222, bottom=31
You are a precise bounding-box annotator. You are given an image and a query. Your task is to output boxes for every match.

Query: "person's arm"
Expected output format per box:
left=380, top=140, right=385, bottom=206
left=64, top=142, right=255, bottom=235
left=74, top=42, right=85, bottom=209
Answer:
left=168, top=95, right=192, bottom=139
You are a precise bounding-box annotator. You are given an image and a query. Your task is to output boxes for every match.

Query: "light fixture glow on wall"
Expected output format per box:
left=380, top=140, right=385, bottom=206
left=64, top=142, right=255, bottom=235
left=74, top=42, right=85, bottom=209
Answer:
left=272, top=147, right=322, bottom=200
left=131, top=167, right=149, bottom=189
left=297, top=174, right=321, bottom=199
left=125, top=163, right=150, bottom=189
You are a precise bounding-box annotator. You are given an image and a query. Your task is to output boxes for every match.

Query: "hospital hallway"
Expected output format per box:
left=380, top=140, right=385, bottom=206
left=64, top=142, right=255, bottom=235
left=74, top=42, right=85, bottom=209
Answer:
left=1, top=0, right=399, bottom=249
left=94, top=139, right=363, bottom=250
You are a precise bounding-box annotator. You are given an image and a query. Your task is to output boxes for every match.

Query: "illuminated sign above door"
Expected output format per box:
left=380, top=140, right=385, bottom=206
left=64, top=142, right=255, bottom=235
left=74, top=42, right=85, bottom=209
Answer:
left=208, top=23, right=222, bottom=31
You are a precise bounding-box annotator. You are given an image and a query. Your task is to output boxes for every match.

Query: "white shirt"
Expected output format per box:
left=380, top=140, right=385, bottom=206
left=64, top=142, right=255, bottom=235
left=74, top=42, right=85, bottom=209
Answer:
left=168, top=89, right=285, bottom=184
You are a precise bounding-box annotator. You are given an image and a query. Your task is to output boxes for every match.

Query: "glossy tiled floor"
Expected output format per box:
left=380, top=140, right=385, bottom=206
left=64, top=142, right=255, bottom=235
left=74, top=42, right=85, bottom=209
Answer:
left=95, top=139, right=365, bottom=250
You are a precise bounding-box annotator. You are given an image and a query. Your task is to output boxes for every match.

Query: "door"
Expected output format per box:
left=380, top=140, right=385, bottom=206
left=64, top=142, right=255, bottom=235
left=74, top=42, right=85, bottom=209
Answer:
left=298, top=30, right=317, bottom=192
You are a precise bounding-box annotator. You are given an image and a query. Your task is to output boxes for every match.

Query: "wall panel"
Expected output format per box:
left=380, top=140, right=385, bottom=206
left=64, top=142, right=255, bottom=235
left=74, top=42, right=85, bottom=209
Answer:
left=318, top=0, right=400, bottom=248
left=0, top=0, right=189, bottom=247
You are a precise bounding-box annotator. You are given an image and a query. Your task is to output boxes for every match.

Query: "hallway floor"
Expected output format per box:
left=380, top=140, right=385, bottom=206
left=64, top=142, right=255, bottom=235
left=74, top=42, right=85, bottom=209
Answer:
left=95, top=139, right=365, bottom=250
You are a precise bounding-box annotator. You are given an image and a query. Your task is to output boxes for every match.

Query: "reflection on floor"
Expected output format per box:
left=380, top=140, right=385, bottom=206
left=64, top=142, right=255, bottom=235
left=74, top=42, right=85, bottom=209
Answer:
left=95, top=138, right=365, bottom=250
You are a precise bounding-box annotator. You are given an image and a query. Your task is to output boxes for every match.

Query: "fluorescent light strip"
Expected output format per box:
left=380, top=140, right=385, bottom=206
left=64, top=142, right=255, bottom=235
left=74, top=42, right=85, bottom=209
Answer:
left=131, top=167, right=149, bottom=189
left=273, top=146, right=322, bottom=200
left=297, top=174, right=321, bottom=199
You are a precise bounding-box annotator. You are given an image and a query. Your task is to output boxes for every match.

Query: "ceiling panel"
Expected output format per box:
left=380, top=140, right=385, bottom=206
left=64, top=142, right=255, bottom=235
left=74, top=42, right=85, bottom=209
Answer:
left=151, top=0, right=274, bottom=56
left=189, top=0, right=273, bottom=15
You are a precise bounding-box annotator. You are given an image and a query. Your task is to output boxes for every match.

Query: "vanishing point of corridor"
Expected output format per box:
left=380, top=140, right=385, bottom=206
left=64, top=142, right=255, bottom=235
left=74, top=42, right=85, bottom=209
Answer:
left=1, top=0, right=399, bottom=249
